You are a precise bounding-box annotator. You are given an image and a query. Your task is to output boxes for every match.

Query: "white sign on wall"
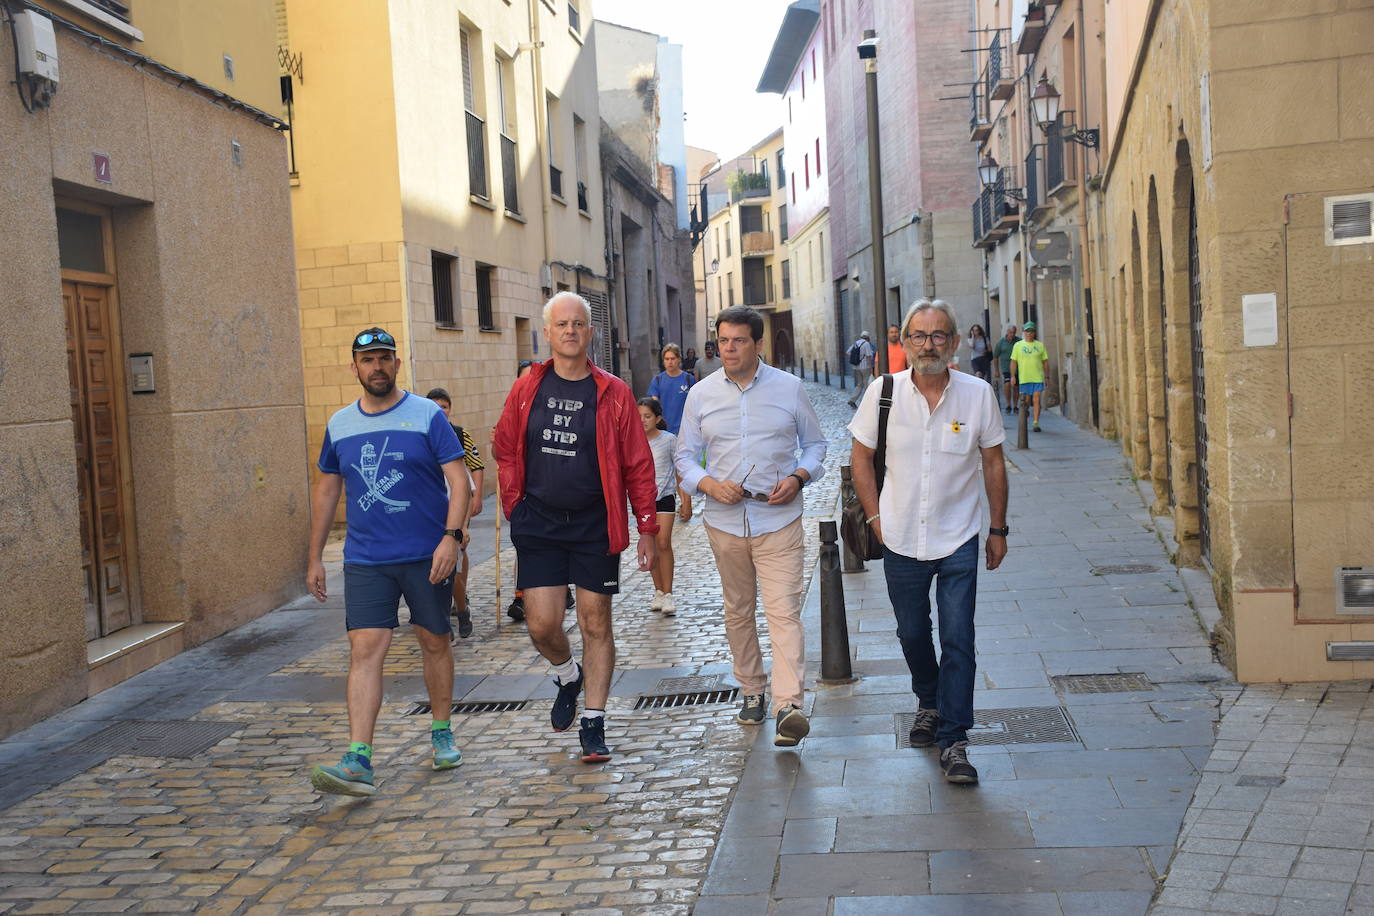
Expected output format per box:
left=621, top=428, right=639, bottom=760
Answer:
left=1241, top=293, right=1279, bottom=347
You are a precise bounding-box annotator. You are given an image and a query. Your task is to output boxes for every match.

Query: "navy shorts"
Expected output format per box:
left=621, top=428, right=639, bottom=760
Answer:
left=655, top=494, right=675, bottom=513
left=344, top=560, right=453, bottom=635
left=512, top=496, right=621, bottom=595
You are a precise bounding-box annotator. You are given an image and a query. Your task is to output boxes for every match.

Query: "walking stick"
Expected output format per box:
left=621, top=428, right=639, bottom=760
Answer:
left=494, top=509, right=502, bottom=630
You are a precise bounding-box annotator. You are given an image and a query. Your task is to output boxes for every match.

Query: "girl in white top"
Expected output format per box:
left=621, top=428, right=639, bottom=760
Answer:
left=638, top=398, right=692, bottom=616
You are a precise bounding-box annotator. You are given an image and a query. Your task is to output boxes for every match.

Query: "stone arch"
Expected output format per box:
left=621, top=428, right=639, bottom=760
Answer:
left=1167, top=138, right=1204, bottom=564
left=1145, top=178, right=1172, bottom=512
left=1128, top=214, right=1151, bottom=477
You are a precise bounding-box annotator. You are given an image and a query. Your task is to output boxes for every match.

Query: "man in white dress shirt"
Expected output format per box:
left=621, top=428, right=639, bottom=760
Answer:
left=848, top=299, right=1009, bottom=784
left=676, top=306, right=828, bottom=748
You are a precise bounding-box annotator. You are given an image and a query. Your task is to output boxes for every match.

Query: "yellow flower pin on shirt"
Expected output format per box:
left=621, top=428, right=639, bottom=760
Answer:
left=951, top=420, right=962, bottom=434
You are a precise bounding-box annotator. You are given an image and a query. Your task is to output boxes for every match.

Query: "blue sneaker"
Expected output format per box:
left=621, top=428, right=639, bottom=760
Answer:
left=551, top=665, right=583, bottom=732
left=431, top=728, right=463, bottom=770
left=310, top=751, right=375, bottom=797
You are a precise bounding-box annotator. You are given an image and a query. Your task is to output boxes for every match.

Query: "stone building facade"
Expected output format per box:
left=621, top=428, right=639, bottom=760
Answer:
left=1, top=0, right=305, bottom=736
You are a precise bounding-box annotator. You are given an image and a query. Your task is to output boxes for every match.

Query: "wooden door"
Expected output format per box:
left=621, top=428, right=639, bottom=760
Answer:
left=62, top=280, right=132, bottom=637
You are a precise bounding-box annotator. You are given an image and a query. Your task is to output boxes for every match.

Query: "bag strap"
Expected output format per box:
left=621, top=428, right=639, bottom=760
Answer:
left=873, top=373, right=894, bottom=495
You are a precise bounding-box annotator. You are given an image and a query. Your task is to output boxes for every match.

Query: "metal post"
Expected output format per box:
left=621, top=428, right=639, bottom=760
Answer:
left=825, top=360, right=831, bottom=386
left=812, top=358, right=818, bottom=383
left=818, top=520, right=856, bottom=684
left=1017, top=391, right=1030, bottom=450
left=838, top=466, right=865, bottom=572
left=862, top=30, right=889, bottom=375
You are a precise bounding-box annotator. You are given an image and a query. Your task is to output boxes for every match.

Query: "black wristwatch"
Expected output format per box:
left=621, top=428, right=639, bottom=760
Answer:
left=444, top=528, right=466, bottom=545
left=787, top=472, right=806, bottom=489
left=988, top=526, right=1010, bottom=537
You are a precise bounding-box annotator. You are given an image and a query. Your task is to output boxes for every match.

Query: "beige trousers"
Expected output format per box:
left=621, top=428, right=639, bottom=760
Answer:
left=704, top=517, right=805, bottom=713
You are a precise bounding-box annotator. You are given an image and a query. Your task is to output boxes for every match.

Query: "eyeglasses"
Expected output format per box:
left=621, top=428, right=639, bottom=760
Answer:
left=354, top=331, right=395, bottom=347
left=903, top=331, right=952, bottom=346
left=738, top=464, right=771, bottom=502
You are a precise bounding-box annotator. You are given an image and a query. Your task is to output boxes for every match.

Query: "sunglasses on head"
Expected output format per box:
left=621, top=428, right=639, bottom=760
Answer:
left=354, top=331, right=395, bottom=347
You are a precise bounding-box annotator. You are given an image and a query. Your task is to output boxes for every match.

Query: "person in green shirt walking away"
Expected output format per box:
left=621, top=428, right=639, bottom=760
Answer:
left=992, top=324, right=1020, bottom=414
left=1010, top=322, right=1050, bottom=432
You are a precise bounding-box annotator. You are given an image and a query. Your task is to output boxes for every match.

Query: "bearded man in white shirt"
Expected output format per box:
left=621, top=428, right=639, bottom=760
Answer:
left=848, top=299, right=1009, bottom=785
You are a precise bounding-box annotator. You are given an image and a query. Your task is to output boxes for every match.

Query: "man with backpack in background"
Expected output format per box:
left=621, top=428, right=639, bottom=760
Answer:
left=846, top=331, right=876, bottom=408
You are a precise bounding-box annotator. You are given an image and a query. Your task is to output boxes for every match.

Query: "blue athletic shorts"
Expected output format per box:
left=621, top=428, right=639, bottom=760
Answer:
left=1019, top=381, right=1045, bottom=394
left=344, top=560, right=453, bottom=635
left=511, top=496, right=621, bottom=595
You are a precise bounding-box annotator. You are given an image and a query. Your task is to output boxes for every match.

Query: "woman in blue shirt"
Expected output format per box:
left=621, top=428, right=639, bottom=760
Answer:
left=646, top=343, right=695, bottom=435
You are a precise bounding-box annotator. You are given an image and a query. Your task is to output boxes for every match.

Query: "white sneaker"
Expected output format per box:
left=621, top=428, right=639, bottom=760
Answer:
left=650, top=589, right=664, bottom=612
left=661, top=593, right=676, bottom=616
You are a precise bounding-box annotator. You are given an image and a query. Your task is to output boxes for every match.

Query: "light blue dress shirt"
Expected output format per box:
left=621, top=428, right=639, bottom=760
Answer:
left=674, top=360, right=828, bottom=537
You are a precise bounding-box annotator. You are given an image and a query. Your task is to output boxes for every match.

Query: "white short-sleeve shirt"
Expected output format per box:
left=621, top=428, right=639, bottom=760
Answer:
left=847, top=370, right=1005, bottom=561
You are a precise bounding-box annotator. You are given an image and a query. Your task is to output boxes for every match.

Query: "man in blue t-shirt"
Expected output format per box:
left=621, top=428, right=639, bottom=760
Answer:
left=646, top=343, right=695, bottom=434
left=305, top=327, right=471, bottom=798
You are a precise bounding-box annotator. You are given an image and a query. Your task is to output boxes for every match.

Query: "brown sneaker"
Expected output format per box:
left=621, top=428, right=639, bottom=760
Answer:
left=939, top=741, right=978, bottom=784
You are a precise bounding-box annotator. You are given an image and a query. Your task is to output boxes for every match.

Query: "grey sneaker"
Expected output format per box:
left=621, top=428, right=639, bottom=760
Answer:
left=774, top=705, right=810, bottom=747
left=939, top=741, right=978, bottom=784
left=908, top=707, right=939, bottom=747
left=737, top=694, right=766, bottom=726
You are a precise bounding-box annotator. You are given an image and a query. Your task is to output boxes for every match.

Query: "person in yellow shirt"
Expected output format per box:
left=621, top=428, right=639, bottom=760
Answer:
left=1010, top=322, right=1050, bottom=432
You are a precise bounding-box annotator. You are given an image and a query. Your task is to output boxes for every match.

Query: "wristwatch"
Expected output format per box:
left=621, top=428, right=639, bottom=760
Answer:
left=988, top=526, right=1010, bottom=537
left=444, top=528, right=466, bottom=545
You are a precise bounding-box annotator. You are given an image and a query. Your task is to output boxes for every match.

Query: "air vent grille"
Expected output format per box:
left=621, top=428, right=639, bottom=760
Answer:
left=1335, top=567, right=1374, bottom=615
left=1326, top=642, right=1374, bottom=662
left=1325, top=194, right=1374, bottom=246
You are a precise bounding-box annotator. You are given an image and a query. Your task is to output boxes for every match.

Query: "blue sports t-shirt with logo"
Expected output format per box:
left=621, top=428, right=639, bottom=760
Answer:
left=647, top=370, right=694, bottom=434
left=318, top=391, right=463, bottom=566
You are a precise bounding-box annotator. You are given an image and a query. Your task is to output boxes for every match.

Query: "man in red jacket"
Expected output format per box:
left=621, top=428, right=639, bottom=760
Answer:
left=492, top=292, right=659, bottom=763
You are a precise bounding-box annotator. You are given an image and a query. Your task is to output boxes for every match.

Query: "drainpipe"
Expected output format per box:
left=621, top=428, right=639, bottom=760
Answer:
left=527, top=0, right=554, bottom=294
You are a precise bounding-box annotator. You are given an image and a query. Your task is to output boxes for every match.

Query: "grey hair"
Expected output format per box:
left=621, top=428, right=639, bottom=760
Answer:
left=1006, top=323, right=1019, bottom=334
left=900, top=298, right=958, bottom=336
left=542, top=291, right=593, bottom=326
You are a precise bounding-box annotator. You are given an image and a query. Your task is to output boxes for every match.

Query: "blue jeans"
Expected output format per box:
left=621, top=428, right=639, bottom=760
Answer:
left=882, top=535, right=979, bottom=747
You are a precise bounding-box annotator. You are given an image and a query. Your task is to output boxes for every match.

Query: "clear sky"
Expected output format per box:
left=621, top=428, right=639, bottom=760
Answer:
left=591, top=0, right=796, bottom=162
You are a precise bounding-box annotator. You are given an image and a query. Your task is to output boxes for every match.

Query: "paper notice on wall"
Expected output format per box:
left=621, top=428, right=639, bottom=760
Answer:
left=1242, top=293, right=1279, bottom=347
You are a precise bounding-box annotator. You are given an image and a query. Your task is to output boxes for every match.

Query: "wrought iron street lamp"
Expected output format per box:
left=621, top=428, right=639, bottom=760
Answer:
left=1031, top=75, right=1100, bottom=148
left=976, top=154, right=1025, bottom=201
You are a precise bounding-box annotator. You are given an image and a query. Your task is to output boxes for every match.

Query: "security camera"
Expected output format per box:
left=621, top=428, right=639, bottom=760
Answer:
left=857, top=37, right=878, bottom=60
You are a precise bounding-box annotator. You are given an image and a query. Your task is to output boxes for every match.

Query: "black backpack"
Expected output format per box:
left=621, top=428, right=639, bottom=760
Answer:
left=848, top=341, right=864, bottom=366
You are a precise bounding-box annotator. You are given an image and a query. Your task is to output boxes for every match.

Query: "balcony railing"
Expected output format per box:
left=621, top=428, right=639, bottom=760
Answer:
left=466, top=111, right=488, bottom=199
left=577, top=180, right=589, bottom=212
left=972, top=168, right=1019, bottom=248
left=741, top=231, right=773, bottom=256
left=985, top=30, right=1014, bottom=102
left=550, top=164, right=563, bottom=198
left=1024, top=146, right=1042, bottom=215
left=1045, top=113, right=1079, bottom=192
left=969, top=83, right=990, bottom=142
left=500, top=133, right=519, bottom=214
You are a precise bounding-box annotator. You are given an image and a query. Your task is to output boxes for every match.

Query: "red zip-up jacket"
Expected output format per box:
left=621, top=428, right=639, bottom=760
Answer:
left=492, top=359, right=659, bottom=553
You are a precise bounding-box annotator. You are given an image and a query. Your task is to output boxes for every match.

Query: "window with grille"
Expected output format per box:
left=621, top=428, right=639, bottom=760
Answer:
left=777, top=149, right=785, bottom=189
left=476, top=264, right=495, bottom=330
left=781, top=260, right=791, bottom=299
left=432, top=252, right=457, bottom=326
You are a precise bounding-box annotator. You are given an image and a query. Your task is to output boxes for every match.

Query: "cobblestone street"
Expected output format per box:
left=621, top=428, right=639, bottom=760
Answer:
left=0, top=378, right=856, bottom=916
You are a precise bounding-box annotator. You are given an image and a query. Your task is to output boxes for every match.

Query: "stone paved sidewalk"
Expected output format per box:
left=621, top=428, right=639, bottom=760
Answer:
left=1150, top=681, right=1374, bottom=916
left=695, top=400, right=1236, bottom=914
left=0, top=377, right=853, bottom=916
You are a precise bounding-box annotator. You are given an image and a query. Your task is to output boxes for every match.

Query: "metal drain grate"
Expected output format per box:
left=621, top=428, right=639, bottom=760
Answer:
left=634, top=688, right=739, bottom=710
left=403, top=700, right=528, bottom=716
left=1093, top=564, right=1161, bottom=575
left=1052, top=673, right=1155, bottom=694
left=896, top=707, right=1079, bottom=748
left=649, top=675, right=722, bottom=694
left=77, top=720, right=242, bottom=758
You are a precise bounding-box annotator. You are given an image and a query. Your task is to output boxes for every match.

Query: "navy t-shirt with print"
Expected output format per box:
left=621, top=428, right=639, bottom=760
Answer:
left=318, top=391, right=463, bottom=566
left=525, top=371, right=601, bottom=510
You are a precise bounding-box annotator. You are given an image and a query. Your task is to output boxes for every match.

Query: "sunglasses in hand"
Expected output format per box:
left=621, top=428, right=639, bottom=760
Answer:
left=738, top=465, right=773, bottom=502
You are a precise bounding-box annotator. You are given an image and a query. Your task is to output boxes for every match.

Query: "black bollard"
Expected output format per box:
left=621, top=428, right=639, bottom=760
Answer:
left=824, top=361, right=831, bottom=386
left=818, top=520, right=856, bottom=684
left=812, top=359, right=818, bottom=383
left=1017, top=392, right=1030, bottom=450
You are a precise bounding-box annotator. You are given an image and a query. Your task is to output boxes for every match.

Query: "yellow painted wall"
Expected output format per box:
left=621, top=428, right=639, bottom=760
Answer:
left=134, top=0, right=282, bottom=114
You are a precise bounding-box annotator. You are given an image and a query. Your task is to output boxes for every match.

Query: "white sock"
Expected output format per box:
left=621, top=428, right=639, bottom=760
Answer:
left=552, top=657, right=580, bottom=684
left=584, top=708, right=605, bottom=722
